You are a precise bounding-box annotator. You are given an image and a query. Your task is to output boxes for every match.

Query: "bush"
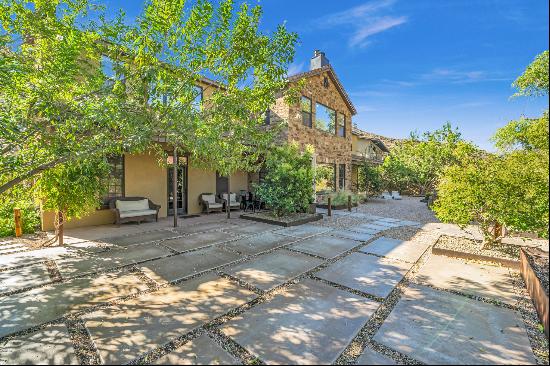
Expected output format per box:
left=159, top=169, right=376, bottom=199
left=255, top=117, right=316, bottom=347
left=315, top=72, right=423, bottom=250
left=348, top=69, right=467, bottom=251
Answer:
left=358, top=163, right=382, bottom=197
left=0, top=187, right=40, bottom=237
left=320, top=190, right=363, bottom=206
left=255, top=143, right=315, bottom=217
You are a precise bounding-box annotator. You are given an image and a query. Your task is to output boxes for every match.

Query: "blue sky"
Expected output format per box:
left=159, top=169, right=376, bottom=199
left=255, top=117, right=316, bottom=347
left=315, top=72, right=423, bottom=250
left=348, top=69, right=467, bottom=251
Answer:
left=103, top=0, right=548, bottom=150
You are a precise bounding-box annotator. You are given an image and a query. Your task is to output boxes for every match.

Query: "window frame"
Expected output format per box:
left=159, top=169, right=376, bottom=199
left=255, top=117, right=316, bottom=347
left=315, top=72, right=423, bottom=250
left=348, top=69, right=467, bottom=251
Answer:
left=301, top=96, right=312, bottom=128
left=101, top=155, right=125, bottom=208
left=338, top=163, right=346, bottom=190
left=315, top=102, right=336, bottom=134
left=337, top=112, right=346, bottom=137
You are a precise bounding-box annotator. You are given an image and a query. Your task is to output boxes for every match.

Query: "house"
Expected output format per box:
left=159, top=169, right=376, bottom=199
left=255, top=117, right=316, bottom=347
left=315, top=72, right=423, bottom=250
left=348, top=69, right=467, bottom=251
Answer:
left=250, top=50, right=357, bottom=194
left=350, top=126, right=391, bottom=192
left=40, top=50, right=356, bottom=230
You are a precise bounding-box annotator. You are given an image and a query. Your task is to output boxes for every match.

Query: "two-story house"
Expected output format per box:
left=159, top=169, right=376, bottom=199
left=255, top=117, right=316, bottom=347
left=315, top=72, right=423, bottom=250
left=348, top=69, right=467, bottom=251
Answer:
left=40, top=50, right=357, bottom=230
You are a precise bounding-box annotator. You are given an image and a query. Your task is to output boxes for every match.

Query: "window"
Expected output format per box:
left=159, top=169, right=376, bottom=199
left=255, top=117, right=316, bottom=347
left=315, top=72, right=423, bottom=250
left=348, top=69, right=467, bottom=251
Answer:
left=301, top=96, right=312, bottom=127
left=337, top=113, right=346, bottom=137
left=264, top=109, right=271, bottom=125
left=315, top=103, right=336, bottom=134
left=102, top=155, right=124, bottom=207
left=339, top=164, right=346, bottom=190
left=192, top=85, right=203, bottom=110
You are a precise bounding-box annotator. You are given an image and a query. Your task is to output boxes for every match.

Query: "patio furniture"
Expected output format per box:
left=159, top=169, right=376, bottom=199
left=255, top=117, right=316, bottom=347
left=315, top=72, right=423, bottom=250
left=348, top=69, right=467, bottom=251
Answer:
left=221, top=193, right=241, bottom=211
left=199, top=193, right=224, bottom=214
left=381, top=191, right=392, bottom=200
left=109, top=197, right=160, bottom=226
left=392, top=191, right=403, bottom=200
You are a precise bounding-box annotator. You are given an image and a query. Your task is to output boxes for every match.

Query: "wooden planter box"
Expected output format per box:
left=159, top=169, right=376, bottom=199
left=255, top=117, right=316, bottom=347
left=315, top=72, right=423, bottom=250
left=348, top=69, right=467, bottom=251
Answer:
left=240, top=213, right=323, bottom=227
left=316, top=202, right=358, bottom=210
left=431, top=247, right=520, bottom=269
left=520, top=247, right=549, bottom=339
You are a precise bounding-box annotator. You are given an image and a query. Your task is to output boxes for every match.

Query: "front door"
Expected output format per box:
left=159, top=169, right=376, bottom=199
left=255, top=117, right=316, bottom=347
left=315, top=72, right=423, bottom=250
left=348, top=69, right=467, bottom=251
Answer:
left=167, top=155, right=188, bottom=216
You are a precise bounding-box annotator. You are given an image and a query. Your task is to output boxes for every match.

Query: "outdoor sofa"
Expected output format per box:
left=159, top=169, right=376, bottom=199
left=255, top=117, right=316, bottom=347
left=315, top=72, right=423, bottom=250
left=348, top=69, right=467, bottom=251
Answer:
left=221, top=193, right=241, bottom=211
left=109, top=197, right=161, bottom=226
left=199, top=193, right=224, bottom=214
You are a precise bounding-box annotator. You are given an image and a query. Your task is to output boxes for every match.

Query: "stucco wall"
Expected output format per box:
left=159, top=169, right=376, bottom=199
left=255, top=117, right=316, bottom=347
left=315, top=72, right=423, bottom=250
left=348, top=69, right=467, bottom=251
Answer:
left=187, top=161, right=217, bottom=215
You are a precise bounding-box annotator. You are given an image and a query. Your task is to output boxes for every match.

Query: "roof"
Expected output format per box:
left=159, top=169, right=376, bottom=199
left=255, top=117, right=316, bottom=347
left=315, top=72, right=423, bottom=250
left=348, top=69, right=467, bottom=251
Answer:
left=352, top=126, right=402, bottom=152
left=287, top=65, right=357, bottom=115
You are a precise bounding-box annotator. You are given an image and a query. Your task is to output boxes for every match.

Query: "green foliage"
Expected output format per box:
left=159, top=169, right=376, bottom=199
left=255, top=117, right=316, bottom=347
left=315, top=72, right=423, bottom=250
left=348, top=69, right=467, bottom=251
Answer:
left=255, top=144, right=314, bottom=217
left=358, top=163, right=382, bottom=197
left=0, top=186, right=40, bottom=237
left=512, top=50, right=549, bottom=98
left=492, top=111, right=549, bottom=152
left=380, top=123, right=479, bottom=194
left=320, top=190, right=363, bottom=206
left=35, top=158, right=110, bottom=221
left=315, top=164, right=335, bottom=192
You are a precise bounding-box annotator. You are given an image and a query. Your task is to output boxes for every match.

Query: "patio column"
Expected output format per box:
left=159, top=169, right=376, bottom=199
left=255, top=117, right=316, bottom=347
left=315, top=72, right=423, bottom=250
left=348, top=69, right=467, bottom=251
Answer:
left=173, top=147, right=178, bottom=227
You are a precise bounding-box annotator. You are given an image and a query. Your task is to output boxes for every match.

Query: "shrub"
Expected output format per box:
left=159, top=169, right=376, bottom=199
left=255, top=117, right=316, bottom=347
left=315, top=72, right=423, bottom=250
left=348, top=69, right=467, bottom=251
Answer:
left=320, top=190, right=363, bottom=206
left=358, top=163, right=382, bottom=197
left=255, top=143, right=315, bottom=217
left=0, top=186, right=40, bottom=237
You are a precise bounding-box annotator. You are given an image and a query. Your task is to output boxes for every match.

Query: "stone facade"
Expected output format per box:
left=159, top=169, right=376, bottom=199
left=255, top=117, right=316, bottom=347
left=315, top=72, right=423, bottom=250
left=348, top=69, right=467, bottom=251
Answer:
left=271, top=67, right=355, bottom=191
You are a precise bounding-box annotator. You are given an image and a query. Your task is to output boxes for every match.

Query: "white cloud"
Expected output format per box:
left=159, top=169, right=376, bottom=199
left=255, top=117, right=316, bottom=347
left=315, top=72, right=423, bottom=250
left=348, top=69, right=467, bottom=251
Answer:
left=420, top=68, right=510, bottom=84
left=315, top=0, right=407, bottom=48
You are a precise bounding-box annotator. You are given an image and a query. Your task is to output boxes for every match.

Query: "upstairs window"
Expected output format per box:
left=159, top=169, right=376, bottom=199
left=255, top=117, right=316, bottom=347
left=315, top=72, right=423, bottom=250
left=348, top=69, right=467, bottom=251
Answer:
left=301, top=96, right=312, bottom=127
left=337, top=113, right=346, bottom=137
left=315, top=103, right=336, bottom=134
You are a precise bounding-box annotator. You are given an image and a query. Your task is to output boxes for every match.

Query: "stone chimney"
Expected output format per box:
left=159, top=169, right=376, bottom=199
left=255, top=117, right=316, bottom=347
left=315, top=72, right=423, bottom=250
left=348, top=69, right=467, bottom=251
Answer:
left=310, top=50, right=330, bottom=70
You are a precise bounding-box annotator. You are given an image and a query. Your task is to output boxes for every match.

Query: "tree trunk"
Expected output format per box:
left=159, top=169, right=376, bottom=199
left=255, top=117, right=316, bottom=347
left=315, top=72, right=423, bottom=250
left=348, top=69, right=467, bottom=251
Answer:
left=57, top=210, right=64, bottom=246
left=173, top=147, right=178, bottom=228
left=226, top=174, right=231, bottom=219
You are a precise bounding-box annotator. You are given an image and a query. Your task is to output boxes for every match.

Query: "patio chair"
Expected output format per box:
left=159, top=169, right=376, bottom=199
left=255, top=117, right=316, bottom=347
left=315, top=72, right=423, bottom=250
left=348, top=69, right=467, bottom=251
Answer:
left=381, top=191, right=392, bottom=200
left=392, top=191, right=403, bottom=200
left=199, top=193, right=224, bottom=214
left=221, top=193, right=241, bottom=211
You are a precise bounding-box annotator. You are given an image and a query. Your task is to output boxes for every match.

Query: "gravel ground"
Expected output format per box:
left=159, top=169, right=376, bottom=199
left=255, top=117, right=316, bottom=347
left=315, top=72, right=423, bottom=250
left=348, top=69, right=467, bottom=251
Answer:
left=355, top=196, right=439, bottom=224
left=435, top=234, right=521, bottom=261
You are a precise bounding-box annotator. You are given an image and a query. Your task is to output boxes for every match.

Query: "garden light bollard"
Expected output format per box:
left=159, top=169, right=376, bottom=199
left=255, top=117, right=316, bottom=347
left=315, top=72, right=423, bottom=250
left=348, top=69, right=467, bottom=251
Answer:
left=327, top=197, right=332, bottom=216
left=348, top=195, right=352, bottom=212
left=14, top=208, right=22, bottom=237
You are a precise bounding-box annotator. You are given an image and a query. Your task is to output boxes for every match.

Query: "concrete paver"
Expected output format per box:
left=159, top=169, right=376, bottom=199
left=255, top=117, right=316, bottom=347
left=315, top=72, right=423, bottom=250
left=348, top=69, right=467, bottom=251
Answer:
left=0, top=324, right=79, bottom=365
left=356, top=347, right=395, bottom=365
left=84, top=273, right=256, bottom=364
left=0, top=271, right=148, bottom=338
left=223, top=232, right=296, bottom=255
left=329, top=229, right=374, bottom=242
left=225, top=250, right=323, bottom=291
left=360, top=237, right=430, bottom=263
left=374, top=284, right=537, bottom=365
left=0, top=262, right=52, bottom=294
left=415, top=255, right=519, bottom=305
left=221, top=279, right=379, bottom=365
left=316, top=252, right=411, bottom=298
left=289, top=236, right=361, bottom=258
left=161, top=231, right=237, bottom=253
left=101, top=230, right=180, bottom=246
left=140, top=246, right=243, bottom=284
left=153, top=334, right=239, bottom=365
left=275, top=224, right=331, bottom=238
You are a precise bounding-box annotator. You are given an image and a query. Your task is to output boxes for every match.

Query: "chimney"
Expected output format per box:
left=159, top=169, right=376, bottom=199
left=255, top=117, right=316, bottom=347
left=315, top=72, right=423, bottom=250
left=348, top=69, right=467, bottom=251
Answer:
left=310, top=50, right=330, bottom=70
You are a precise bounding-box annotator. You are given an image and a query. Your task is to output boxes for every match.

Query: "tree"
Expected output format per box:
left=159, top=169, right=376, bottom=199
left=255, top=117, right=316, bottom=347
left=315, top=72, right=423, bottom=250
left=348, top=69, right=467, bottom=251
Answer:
left=254, top=143, right=314, bottom=217
left=0, top=0, right=153, bottom=196
left=358, top=163, right=382, bottom=197
left=34, top=158, right=110, bottom=244
left=379, top=123, right=478, bottom=195
left=512, top=50, right=549, bottom=98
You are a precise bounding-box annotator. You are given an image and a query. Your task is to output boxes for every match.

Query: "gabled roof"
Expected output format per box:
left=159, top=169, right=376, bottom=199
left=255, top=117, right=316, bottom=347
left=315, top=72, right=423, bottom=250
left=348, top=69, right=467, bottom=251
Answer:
left=352, top=126, right=401, bottom=152
left=287, top=65, right=357, bottom=115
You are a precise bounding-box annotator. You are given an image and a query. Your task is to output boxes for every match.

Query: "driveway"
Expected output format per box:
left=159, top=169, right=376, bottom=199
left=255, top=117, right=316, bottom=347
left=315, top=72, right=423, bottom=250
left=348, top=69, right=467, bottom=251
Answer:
left=0, top=202, right=545, bottom=365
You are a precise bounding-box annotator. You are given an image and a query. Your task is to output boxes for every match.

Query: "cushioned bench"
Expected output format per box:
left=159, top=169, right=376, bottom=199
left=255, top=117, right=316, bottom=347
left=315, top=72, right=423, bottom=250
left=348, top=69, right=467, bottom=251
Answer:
left=109, top=197, right=161, bottom=226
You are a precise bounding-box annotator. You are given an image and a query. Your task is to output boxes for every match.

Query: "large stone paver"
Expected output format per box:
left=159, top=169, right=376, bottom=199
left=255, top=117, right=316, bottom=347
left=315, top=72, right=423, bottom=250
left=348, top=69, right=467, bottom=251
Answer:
left=0, top=262, right=52, bottom=294
left=370, top=221, right=401, bottom=228
left=0, top=247, right=70, bottom=270
left=275, top=224, right=331, bottom=238
left=0, top=324, right=79, bottom=365
left=140, top=246, right=243, bottom=284
left=360, top=237, right=429, bottom=263
left=348, top=225, right=383, bottom=235
left=223, top=232, right=296, bottom=255
left=416, top=255, right=519, bottom=306
left=101, top=230, right=180, bottom=246
left=84, top=273, right=256, bottom=364
left=161, top=231, right=237, bottom=253
left=0, top=271, right=148, bottom=338
left=374, top=284, right=537, bottom=365
left=221, top=279, right=379, bottom=365
left=356, top=348, right=395, bottom=365
left=329, top=229, right=373, bottom=242
left=174, top=221, right=237, bottom=234
left=153, top=334, right=239, bottom=365
left=57, top=243, right=172, bottom=278
left=221, top=222, right=278, bottom=236
left=316, top=253, right=411, bottom=298
left=289, top=236, right=361, bottom=258
left=225, top=250, right=323, bottom=291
